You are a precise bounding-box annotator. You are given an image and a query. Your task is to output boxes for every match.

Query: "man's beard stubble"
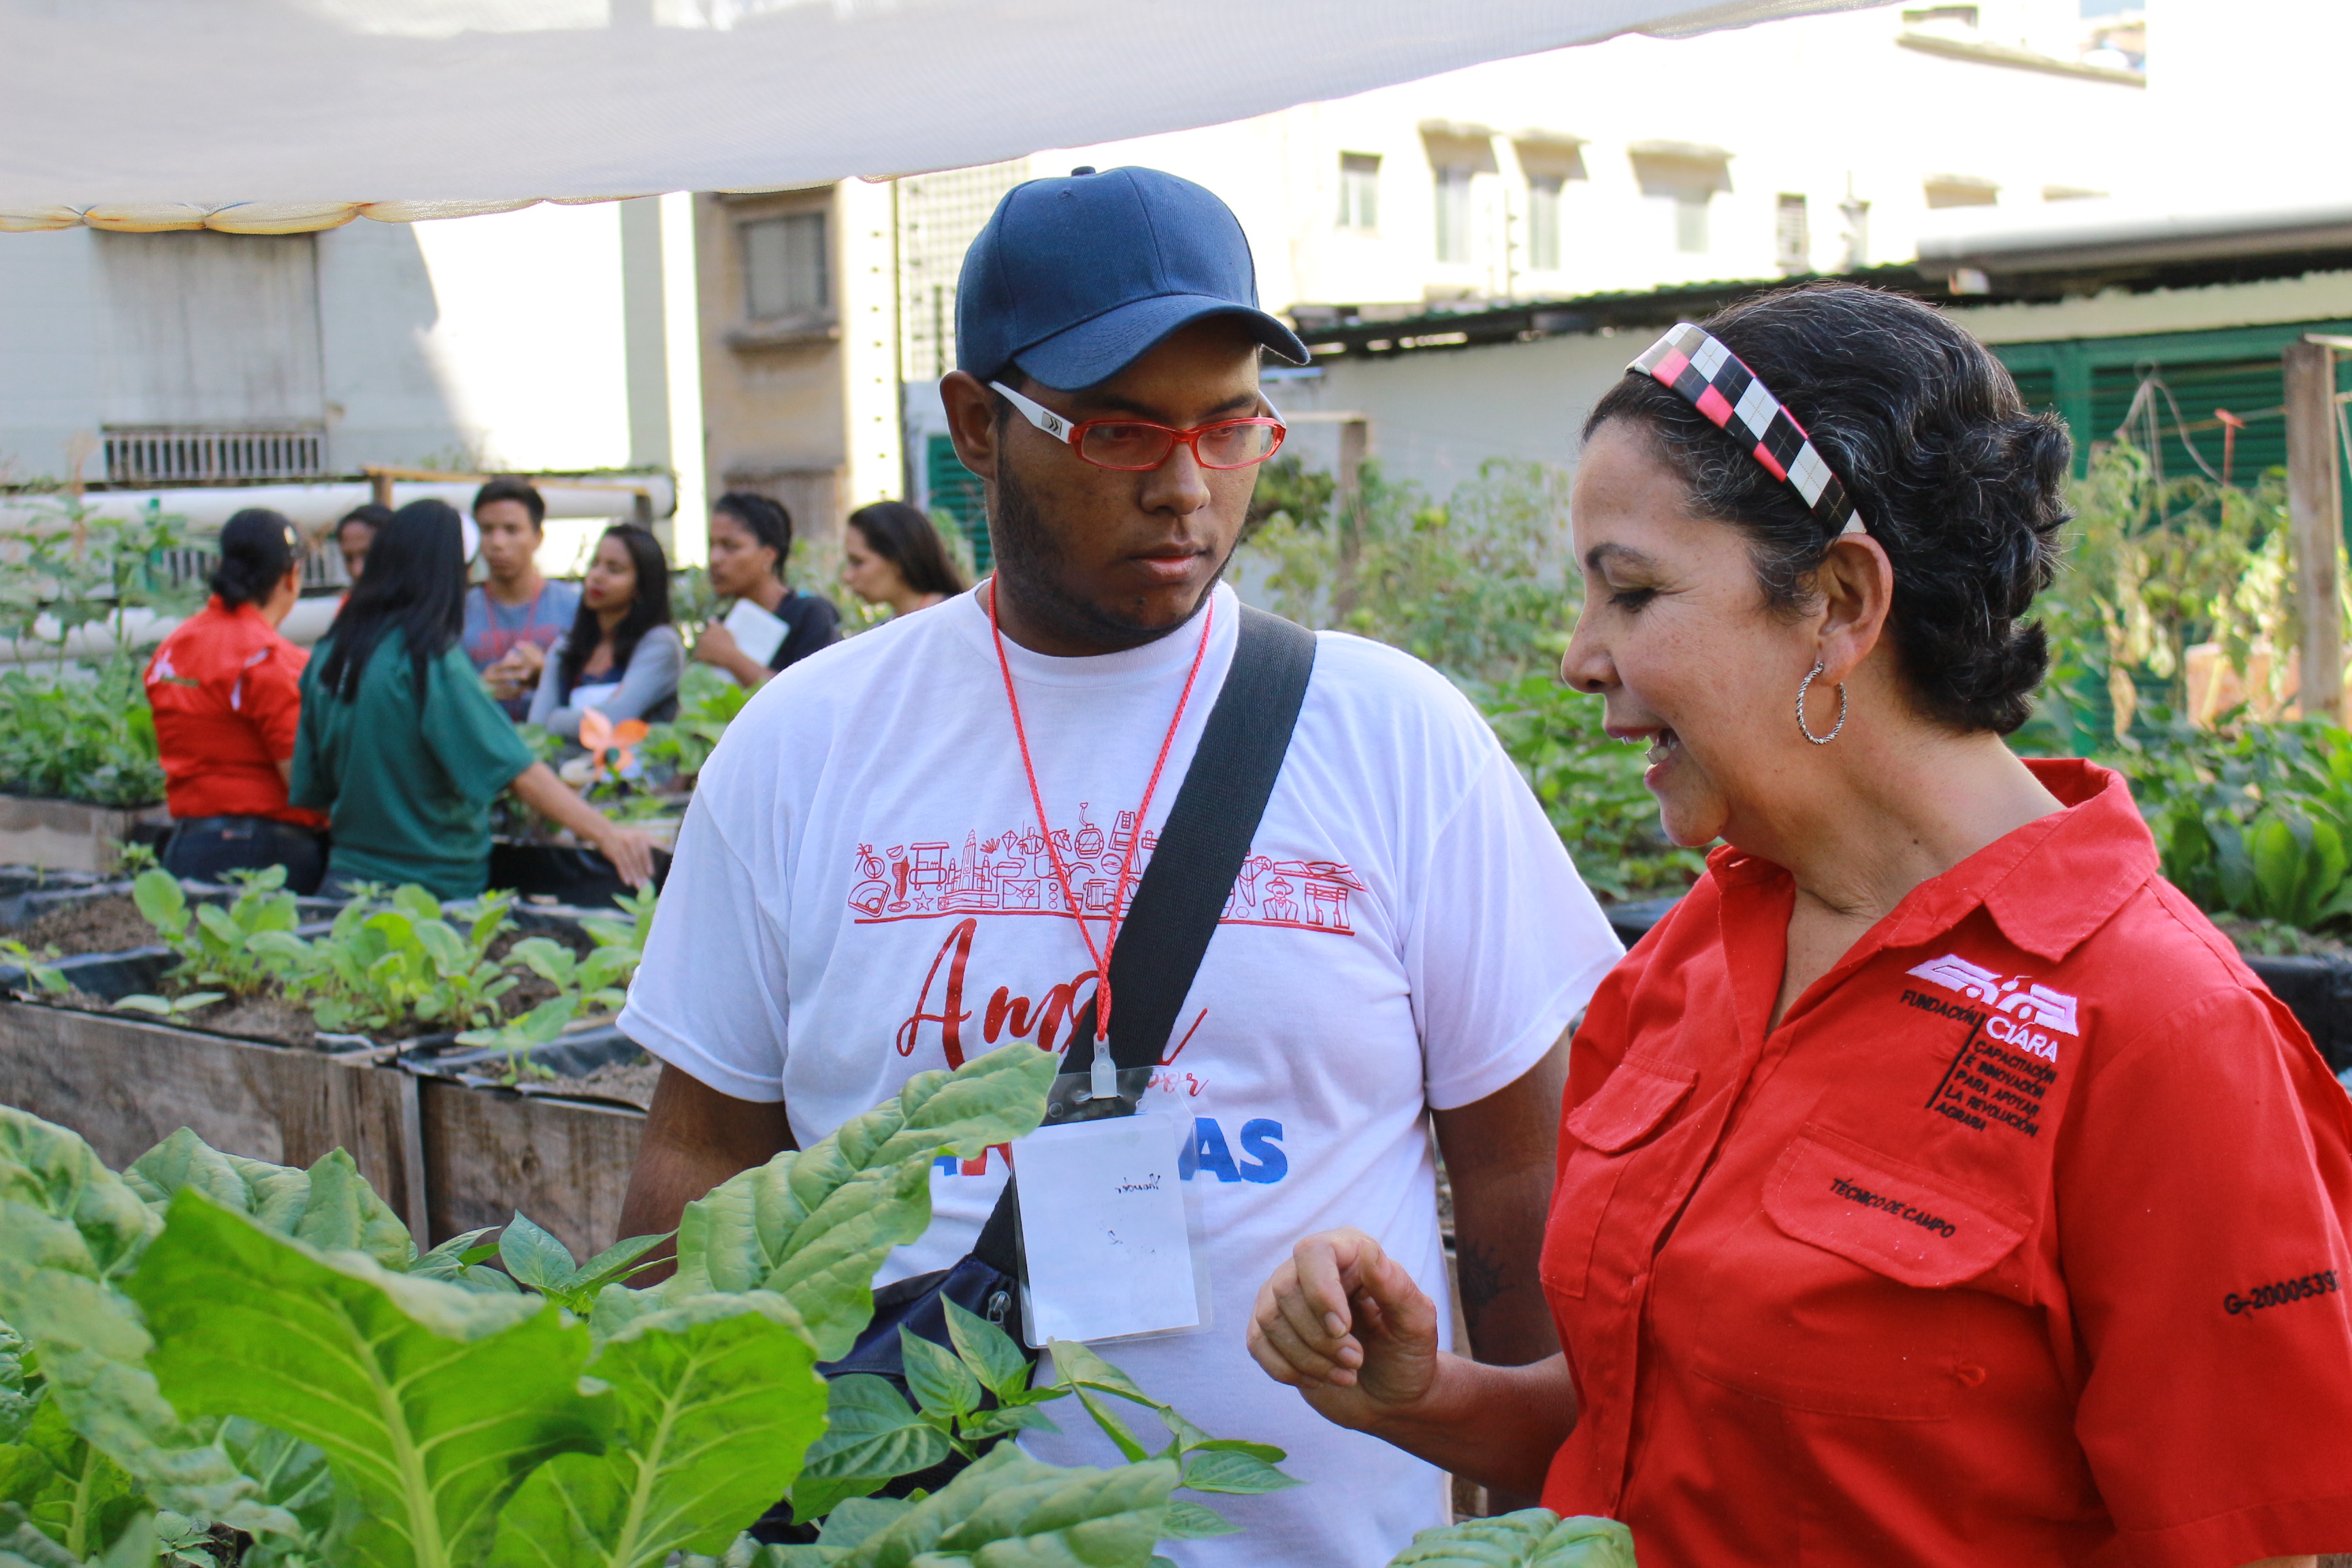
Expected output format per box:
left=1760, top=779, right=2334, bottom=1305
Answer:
left=987, top=459, right=1228, bottom=655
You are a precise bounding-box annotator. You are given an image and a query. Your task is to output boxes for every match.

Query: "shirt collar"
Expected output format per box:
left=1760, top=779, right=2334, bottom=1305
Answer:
left=1706, top=758, right=2157, bottom=965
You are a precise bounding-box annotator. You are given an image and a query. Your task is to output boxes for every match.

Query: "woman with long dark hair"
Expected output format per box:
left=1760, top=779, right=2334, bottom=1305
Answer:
left=290, top=500, right=655, bottom=897
left=688, top=491, right=840, bottom=689
left=144, top=508, right=329, bottom=892
left=840, top=500, right=967, bottom=618
left=529, top=525, right=683, bottom=738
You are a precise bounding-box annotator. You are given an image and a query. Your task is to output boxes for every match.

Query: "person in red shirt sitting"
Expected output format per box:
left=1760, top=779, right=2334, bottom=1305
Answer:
left=145, top=508, right=330, bottom=894
left=1250, top=284, right=2352, bottom=1568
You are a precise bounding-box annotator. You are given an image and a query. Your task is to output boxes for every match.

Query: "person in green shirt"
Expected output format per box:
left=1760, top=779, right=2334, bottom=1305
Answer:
left=291, top=499, right=656, bottom=900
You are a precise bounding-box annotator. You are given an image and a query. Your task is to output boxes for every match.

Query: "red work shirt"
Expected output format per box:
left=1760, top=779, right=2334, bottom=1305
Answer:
left=1541, top=760, right=2352, bottom=1567
left=144, top=598, right=326, bottom=827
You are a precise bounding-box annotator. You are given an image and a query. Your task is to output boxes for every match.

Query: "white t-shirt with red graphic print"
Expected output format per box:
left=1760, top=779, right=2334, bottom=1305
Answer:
left=619, top=583, right=1621, bottom=1568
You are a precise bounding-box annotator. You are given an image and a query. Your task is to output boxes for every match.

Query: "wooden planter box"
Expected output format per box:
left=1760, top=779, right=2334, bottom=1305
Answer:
left=0, top=795, right=169, bottom=875
left=0, top=1000, right=643, bottom=1261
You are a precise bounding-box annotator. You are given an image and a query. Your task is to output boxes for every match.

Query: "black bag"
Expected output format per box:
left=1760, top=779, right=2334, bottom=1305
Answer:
left=750, top=605, right=1318, bottom=1541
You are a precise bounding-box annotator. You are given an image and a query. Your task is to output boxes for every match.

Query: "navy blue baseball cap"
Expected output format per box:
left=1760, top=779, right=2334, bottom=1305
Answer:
left=956, top=165, right=1310, bottom=391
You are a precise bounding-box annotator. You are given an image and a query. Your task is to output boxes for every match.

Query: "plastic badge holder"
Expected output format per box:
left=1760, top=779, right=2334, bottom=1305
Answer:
left=1016, top=1064, right=1212, bottom=1349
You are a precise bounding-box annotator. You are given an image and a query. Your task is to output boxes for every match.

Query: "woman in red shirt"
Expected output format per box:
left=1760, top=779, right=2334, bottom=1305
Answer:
left=145, top=508, right=329, bottom=893
left=1250, top=284, right=2352, bottom=1567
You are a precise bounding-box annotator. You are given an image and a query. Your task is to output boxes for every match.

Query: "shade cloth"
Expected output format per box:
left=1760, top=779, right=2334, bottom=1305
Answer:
left=0, top=0, right=1879, bottom=231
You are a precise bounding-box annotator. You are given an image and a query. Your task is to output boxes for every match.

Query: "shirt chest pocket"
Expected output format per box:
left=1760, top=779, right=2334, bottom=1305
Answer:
left=1688, top=1125, right=2034, bottom=1420
left=1540, top=1059, right=1695, bottom=1301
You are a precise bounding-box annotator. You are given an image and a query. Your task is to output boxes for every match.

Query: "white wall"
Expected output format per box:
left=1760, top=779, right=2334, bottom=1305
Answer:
left=0, top=228, right=103, bottom=484
left=1267, top=270, right=2352, bottom=504
left=1036, top=4, right=2149, bottom=316
left=406, top=202, right=633, bottom=472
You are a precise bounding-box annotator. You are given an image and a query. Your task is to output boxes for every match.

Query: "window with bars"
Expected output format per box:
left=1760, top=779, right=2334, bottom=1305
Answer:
left=1434, top=165, right=1474, bottom=263
left=742, top=212, right=830, bottom=321
left=1528, top=174, right=1565, bottom=271
left=103, top=429, right=321, bottom=485
left=1338, top=153, right=1381, bottom=231
left=1776, top=194, right=1810, bottom=274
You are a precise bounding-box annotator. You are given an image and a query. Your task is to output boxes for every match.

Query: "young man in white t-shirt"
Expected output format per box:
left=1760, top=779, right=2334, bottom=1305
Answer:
left=617, top=165, right=1622, bottom=1568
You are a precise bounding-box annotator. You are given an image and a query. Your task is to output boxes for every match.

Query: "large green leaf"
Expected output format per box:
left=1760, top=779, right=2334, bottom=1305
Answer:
left=125, top=1132, right=414, bottom=1271
left=1386, top=1510, right=1637, bottom=1568
left=126, top=1192, right=603, bottom=1568
left=0, top=1112, right=269, bottom=1531
left=1, top=1401, right=143, bottom=1561
left=785, top=1376, right=950, bottom=1526
left=485, top=1292, right=825, bottom=1568
left=218, top=1420, right=340, bottom=1568
left=0, top=1507, right=154, bottom=1568
left=667, top=1046, right=1055, bottom=1358
left=762, top=1444, right=1178, bottom=1568
left=0, top=1324, right=34, bottom=1446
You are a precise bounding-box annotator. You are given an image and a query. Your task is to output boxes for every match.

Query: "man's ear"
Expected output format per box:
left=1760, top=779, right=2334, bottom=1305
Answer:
left=941, top=372, right=1002, bottom=483
left=1813, top=534, right=1895, bottom=685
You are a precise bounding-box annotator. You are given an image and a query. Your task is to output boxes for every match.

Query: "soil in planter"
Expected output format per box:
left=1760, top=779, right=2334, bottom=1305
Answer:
left=549, top=1058, right=661, bottom=1108
left=12, top=895, right=154, bottom=957
left=198, top=994, right=324, bottom=1050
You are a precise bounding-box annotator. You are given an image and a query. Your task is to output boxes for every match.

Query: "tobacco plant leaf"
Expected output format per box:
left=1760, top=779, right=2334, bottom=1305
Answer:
left=497, top=1213, right=578, bottom=1293
left=785, top=1375, right=950, bottom=1526
left=0, top=1323, right=35, bottom=1445
left=3, top=1400, right=144, bottom=1561
left=486, top=1292, right=826, bottom=1568
left=0, top=1506, right=154, bottom=1568
left=126, top=1132, right=414, bottom=1271
left=666, top=1045, right=1055, bottom=1358
left=218, top=1420, right=342, bottom=1568
left=760, top=1444, right=1179, bottom=1568
left=127, top=1192, right=603, bottom=1568
left=0, top=1111, right=273, bottom=1531
left=1386, top=1510, right=1637, bottom=1568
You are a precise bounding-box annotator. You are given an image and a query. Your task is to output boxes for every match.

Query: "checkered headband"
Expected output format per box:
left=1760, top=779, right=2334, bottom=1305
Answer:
left=1628, top=323, right=1867, bottom=538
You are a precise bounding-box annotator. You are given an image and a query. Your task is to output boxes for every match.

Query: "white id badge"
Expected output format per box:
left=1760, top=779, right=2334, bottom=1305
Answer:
left=1014, top=1111, right=1207, bottom=1347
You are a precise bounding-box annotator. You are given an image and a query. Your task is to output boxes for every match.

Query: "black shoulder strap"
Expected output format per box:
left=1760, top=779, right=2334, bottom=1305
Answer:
left=972, top=604, right=1316, bottom=1270
left=1096, top=605, right=1318, bottom=1071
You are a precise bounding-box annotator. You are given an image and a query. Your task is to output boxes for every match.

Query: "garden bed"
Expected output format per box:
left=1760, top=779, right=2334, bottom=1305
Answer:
left=0, top=996, right=644, bottom=1258
left=0, top=792, right=168, bottom=873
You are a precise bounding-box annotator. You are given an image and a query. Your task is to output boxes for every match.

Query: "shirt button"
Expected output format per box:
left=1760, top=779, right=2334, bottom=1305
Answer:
left=1955, top=1364, right=1988, bottom=1387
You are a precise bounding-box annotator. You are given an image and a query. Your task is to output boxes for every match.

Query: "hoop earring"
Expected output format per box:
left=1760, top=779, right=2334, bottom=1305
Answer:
left=1796, top=661, right=1846, bottom=745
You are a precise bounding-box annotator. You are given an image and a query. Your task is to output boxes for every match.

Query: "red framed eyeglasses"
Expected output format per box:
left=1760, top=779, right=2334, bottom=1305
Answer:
left=992, top=381, right=1287, bottom=472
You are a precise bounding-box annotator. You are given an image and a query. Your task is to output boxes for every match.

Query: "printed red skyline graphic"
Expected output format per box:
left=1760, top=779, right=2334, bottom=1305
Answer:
left=847, top=805, right=1365, bottom=936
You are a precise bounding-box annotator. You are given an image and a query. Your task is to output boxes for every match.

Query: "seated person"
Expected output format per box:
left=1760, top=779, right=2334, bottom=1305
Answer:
left=292, top=500, right=655, bottom=899
left=840, top=500, right=968, bottom=618
left=687, top=491, right=840, bottom=689
left=145, top=508, right=330, bottom=894
left=464, top=477, right=581, bottom=719
left=529, top=524, right=683, bottom=740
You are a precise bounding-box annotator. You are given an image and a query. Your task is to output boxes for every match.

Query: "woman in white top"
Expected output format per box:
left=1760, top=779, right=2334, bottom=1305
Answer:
left=528, top=525, right=683, bottom=739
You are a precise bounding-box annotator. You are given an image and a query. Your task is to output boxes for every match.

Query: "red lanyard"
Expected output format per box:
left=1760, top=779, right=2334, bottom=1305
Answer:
left=990, top=578, right=1214, bottom=1045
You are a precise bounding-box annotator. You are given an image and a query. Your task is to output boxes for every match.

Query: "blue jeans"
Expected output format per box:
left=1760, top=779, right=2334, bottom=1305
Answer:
left=162, top=815, right=327, bottom=895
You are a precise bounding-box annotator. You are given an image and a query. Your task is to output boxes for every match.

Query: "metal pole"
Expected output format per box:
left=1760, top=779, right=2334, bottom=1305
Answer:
left=2285, top=338, right=2343, bottom=725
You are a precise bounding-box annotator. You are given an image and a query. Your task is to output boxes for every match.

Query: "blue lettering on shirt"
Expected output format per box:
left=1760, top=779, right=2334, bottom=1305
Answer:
left=1237, top=1118, right=1288, bottom=1184
left=936, top=1117, right=1290, bottom=1186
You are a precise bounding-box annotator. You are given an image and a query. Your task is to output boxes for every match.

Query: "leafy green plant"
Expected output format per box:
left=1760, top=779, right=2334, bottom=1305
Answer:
left=1388, top=1509, right=1635, bottom=1567
left=280, top=885, right=522, bottom=1035
left=112, top=993, right=226, bottom=1020
left=128, top=868, right=304, bottom=999
left=1241, top=459, right=1577, bottom=686
left=0, top=941, right=67, bottom=998
left=2115, top=717, right=2352, bottom=930
left=0, top=658, right=164, bottom=807
left=1473, top=673, right=1705, bottom=901
left=632, top=665, right=748, bottom=784
left=0, top=1043, right=1631, bottom=1567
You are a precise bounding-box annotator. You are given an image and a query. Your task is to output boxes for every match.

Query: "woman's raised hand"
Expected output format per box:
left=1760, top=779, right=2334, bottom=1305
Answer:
left=1247, top=1228, right=1441, bottom=1431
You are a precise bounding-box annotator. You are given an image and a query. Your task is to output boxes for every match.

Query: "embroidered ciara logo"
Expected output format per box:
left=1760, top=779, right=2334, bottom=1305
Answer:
left=1906, top=954, right=2078, bottom=1062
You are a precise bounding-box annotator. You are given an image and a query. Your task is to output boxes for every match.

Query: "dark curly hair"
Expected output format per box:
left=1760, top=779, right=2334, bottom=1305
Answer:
left=1584, top=282, right=2072, bottom=736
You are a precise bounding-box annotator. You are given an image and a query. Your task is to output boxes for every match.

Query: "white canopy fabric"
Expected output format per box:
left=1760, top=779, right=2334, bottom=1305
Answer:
left=1, top=0, right=1877, bottom=233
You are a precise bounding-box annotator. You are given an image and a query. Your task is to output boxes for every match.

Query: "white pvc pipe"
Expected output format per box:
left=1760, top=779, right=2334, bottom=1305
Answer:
left=0, top=474, right=676, bottom=534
